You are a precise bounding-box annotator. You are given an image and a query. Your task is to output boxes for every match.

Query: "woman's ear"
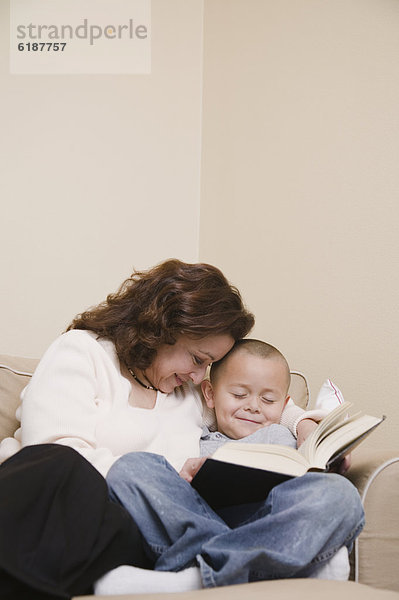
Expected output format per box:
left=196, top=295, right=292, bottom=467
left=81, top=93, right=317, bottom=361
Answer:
left=201, top=379, right=215, bottom=409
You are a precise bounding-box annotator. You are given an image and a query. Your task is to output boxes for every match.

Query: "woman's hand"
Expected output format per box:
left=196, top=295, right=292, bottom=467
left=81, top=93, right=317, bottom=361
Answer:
left=296, top=418, right=319, bottom=447
left=331, top=454, right=352, bottom=474
left=179, top=457, right=207, bottom=482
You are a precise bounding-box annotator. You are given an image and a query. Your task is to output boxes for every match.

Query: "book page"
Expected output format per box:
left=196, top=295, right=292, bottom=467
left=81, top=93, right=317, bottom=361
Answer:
left=298, top=401, right=352, bottom=462
left=212, top=442, right=310, bottom=477
left=305, top=414, right=384, bottom=469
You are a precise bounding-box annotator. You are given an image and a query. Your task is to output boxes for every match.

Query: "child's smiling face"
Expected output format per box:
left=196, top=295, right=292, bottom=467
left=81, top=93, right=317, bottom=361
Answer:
left=202, top=350, right=290, bottom=439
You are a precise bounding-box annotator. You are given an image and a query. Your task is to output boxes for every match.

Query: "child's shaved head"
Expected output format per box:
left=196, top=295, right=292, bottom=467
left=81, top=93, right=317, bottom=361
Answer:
left=210, top=339, right=291, bottom=394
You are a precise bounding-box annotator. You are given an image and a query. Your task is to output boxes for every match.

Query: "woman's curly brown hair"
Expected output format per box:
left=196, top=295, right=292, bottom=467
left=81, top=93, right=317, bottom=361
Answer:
left=67, top=259, right=254, bottom=371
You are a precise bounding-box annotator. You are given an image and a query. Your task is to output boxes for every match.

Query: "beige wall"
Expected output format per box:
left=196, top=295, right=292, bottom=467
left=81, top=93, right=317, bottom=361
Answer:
left=1, top=0, right=203, bottom=357
left=200, top=0, right=399, bottom=450
left=2, top=0, right=398, bottom=451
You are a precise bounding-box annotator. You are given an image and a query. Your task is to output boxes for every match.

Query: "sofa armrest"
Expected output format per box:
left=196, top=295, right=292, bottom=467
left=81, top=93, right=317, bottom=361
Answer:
left=0, top=355, right=38, bottom=441
left=346, top=447, right=399, bottom=592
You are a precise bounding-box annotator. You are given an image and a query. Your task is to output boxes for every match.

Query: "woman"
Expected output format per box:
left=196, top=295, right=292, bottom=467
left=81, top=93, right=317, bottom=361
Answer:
left=1, top=260, right=253, bottom=477
left=0, top=259, right=254, bottom=598
left=0, top=259, right=363, bottom=598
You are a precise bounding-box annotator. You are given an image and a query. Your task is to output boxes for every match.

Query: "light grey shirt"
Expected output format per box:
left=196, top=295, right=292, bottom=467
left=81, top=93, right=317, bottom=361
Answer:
left=200, top=423, right=297, bottom=457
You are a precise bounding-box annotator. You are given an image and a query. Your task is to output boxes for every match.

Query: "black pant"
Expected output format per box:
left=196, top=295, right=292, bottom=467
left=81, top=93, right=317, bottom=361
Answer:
left=0, top=444, right=151, bottom=600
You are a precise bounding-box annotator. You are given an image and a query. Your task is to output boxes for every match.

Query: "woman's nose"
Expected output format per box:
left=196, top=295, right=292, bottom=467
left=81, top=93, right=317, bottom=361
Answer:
left=189, top=364, right=208, bottom=385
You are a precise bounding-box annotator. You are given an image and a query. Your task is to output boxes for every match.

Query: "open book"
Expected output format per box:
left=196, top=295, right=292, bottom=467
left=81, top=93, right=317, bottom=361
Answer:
left=191, top=402, right=385, bottom=509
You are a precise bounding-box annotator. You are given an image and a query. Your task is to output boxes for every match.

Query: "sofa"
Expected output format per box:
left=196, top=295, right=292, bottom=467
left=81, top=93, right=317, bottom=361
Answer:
left=1, top=353, right=399, bottom=600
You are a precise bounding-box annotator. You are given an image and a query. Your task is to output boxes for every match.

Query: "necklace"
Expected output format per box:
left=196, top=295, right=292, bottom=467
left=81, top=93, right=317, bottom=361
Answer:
left=128, top=368, right=158, bottom=392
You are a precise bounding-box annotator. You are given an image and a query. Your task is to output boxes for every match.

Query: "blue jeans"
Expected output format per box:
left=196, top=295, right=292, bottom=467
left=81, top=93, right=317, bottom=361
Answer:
left=107, top=452, right=364, bottom=588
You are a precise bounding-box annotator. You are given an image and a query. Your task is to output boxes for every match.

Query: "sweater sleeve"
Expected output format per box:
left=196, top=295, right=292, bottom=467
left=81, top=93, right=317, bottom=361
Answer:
left=19, top=331, right=121, bottom=477
left=280, top=398, right=328, bottom=438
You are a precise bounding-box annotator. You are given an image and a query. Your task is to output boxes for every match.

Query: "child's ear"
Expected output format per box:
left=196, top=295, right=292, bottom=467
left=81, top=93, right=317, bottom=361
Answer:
left=283, top=395, right=290, bottom=409
left=201, top=379, right=215, bottom=409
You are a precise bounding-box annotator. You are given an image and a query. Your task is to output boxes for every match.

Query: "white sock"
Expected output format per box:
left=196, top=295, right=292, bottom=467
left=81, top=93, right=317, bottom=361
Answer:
left=311, top=546, right=350, bottom=580
left=94, top=565, right=203, bottom=596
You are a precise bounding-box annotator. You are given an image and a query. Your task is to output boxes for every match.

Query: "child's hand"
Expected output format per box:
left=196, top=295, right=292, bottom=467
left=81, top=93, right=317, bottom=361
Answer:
left=296, top=418, right=318, bottom=447
left=179, top=457, right=207, bottom=482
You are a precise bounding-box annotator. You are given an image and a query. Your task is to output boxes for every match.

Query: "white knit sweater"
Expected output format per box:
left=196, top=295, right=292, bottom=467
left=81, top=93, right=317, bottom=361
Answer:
left=0, top=330, right=324, bottom=477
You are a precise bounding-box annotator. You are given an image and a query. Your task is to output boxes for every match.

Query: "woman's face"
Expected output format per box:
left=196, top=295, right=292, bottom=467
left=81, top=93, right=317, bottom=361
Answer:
left=144, top=334, right=234, bottom=394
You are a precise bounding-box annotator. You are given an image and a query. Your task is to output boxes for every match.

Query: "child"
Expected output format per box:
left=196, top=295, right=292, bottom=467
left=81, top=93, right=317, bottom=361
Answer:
left=180, top=339, right=315, bottom=482
left=96, top=339, right=360, bottom=595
